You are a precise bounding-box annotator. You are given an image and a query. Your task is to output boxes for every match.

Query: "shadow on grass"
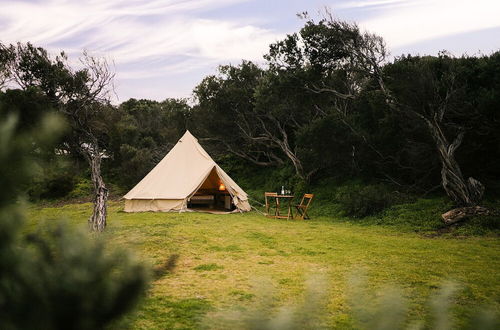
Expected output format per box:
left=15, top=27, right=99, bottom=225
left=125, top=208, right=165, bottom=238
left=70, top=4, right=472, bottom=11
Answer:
left=153, top=254, right=179, bottom=280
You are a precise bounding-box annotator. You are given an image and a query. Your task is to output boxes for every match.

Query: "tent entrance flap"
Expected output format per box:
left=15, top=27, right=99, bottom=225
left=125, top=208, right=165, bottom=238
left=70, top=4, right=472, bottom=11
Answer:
left=198, top=167, right=221, bottom=190
left=187, top=167, right=235, bottom=211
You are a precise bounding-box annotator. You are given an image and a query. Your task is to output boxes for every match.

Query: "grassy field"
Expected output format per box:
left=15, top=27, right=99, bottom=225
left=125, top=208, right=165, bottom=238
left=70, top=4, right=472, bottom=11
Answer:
left=26, top=201, right=499, bottom=329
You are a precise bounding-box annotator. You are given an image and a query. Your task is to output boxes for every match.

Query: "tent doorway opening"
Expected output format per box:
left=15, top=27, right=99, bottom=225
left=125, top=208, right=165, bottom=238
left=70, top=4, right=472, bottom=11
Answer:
left=187, top=167, right=235, bottom=213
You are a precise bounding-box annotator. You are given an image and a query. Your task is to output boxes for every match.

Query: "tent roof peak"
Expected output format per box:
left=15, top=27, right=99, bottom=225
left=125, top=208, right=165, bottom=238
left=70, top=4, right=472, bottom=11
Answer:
left=180, top=130, right=196, bottom=141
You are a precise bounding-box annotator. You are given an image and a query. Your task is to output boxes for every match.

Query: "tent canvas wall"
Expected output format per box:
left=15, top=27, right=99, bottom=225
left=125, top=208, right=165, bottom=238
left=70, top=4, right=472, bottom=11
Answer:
left=123, top=130, right=251, bottom=213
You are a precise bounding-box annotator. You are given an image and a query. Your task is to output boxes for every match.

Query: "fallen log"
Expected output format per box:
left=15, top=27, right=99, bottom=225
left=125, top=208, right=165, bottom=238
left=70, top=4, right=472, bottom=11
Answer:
left=441, top=206, right=491, bottom=225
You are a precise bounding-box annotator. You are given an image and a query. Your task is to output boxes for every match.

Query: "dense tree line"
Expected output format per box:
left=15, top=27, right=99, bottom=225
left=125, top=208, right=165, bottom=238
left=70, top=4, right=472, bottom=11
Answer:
left=1, top=16, right=499, bottom=223
left=191, top=18, right=500, bottom=207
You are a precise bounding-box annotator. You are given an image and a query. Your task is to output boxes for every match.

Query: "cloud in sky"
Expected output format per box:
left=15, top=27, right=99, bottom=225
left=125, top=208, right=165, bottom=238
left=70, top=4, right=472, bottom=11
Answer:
left=1, top=0, right=500, bottom=101
left=1, top=0, right=280, bottom=66
left=1, top=0, right=282, bottom=100
left=340, top=0, right=500, bottom=49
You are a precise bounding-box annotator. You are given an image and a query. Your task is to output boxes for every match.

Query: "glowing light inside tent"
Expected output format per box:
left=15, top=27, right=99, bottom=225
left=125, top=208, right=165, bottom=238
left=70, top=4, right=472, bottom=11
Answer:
left=218, top=182, right=226, bottom=191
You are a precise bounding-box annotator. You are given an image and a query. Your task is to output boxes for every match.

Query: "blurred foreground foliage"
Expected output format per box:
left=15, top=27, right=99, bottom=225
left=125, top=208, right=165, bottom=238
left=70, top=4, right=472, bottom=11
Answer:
left=210, top=275, right=499, bottom=330
left=0, top=113, right=148, bottom=329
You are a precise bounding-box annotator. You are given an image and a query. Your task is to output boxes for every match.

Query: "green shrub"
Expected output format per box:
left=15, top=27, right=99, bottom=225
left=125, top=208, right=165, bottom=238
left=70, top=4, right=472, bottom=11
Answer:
left=336, top=184, right=400, bottom=218
left=372, top=198, right=448, bottom=230
left=68, top=177, right=93, bottom=199
left=39, top=173, right=75, bottom=199
left=4, top=223, right=149, bottom=329
left=452, top=214, right=500, bottom=236
left=27, top=157, right=78, bottom=200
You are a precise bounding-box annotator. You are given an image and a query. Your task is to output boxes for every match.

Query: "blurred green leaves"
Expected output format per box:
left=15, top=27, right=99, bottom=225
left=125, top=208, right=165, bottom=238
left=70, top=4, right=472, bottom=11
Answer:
left=211, top=275, right=499, bottom=329
left=0, top=113, right=148, bottom=329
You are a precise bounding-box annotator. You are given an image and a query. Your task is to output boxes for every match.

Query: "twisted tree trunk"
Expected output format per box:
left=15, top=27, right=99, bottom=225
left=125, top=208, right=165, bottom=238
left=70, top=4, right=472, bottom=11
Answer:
left=425, top=119, right=484, bottom=207
left=423, top=118, right=490, bottom=225
left=87, top=152, right=108, bottom=232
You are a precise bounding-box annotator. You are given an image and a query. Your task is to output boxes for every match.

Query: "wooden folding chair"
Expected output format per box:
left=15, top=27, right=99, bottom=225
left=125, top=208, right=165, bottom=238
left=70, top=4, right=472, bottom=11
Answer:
left=295, top=194, right=314, bottom=220
left=264, top=192, right=278, bottom=217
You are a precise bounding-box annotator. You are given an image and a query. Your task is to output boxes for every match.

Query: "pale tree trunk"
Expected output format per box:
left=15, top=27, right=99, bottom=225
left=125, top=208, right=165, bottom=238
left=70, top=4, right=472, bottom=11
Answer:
left=274, top=127, right=316, bottom=182
left=442, top=206, right=491, bottom=225
left=233, top=106, right=317, bottom=182
left=427, top=122, right=487, bottom=225
left=277, top=138, right=304, bottom=179
left=425, top=118, right=484, bottom=207
left=86, top=151, right=108, bottom=232
left=253, top=114, right=310, bottom=182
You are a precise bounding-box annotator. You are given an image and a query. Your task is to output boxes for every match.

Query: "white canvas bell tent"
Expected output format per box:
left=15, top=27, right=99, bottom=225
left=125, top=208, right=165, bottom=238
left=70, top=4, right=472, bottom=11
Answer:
left=123, top=130, right=251, bottom=213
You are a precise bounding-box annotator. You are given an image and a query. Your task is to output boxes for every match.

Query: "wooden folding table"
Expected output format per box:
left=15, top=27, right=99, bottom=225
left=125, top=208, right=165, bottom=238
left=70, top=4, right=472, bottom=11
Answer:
left=273, top=195, right=294, bottom=220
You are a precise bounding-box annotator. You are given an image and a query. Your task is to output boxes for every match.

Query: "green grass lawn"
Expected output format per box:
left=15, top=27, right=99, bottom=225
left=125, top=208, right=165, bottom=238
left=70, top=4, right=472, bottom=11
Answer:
left=26, top=202, right=499, bottom=329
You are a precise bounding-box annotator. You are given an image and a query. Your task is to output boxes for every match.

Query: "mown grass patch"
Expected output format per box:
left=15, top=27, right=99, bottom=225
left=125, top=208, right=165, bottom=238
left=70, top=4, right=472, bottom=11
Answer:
left=194, top=263, right=225, bottom=272
left=208, top=244, right=242, bottom=252
left=229, top=290, right=255, bottom=301
left=26, top=200, right=499, bottom=329
left=118, top=295, right=211, bottom=329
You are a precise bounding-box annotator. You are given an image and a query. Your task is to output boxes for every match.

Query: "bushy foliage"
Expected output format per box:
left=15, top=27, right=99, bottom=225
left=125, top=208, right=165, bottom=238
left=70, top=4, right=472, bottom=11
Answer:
left=67, top=177, right=93, bottom=199
left=0, top=113, right=148, bottom=329
left=336, top=184, right=400, bottom=218
left=4, top=223, right=148, bottom=330
left=28, top=157, right=79, bottom=200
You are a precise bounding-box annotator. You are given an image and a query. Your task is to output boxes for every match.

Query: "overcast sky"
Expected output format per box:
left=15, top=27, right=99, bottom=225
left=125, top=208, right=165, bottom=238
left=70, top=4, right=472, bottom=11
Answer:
left=2, top=0, right=500, bottom=102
